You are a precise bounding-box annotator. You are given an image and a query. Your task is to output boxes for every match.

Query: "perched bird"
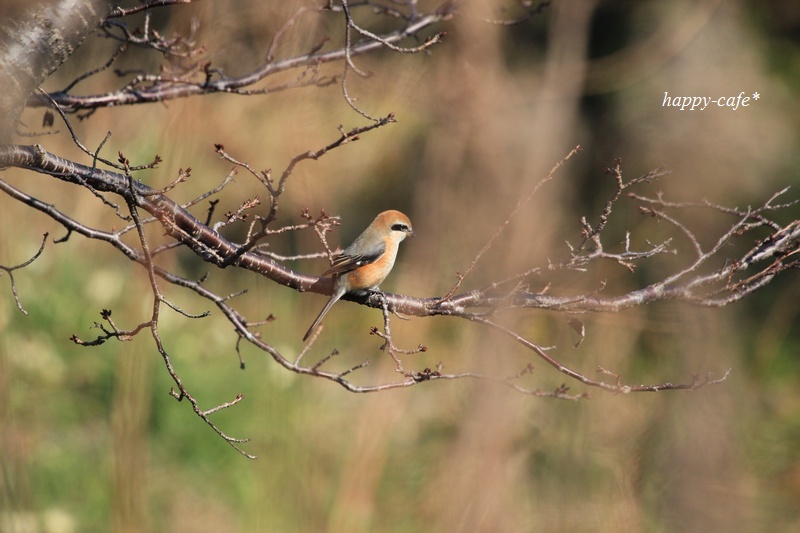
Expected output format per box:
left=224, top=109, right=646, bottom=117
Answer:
left=303, top=210, right=414, bottom=341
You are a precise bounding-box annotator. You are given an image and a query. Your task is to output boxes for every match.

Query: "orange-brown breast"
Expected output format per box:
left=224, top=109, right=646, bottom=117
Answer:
left=345, top=238, right=399, bottom=289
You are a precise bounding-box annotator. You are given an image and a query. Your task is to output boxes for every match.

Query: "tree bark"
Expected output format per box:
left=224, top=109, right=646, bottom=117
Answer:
left=0, top=0, right=115, bottom=143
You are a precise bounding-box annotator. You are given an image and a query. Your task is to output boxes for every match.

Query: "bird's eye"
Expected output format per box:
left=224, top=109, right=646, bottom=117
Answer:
left=392, top=223, right=408, bottom=232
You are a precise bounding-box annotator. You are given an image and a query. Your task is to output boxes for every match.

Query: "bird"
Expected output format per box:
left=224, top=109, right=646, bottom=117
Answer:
left=303, top=210, right=414, bottom=341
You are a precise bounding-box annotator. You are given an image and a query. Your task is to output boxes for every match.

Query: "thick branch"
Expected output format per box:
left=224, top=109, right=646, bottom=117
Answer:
left=0, top=0, right=116, bottom=142
left=2, top=143, right=796, bottom=325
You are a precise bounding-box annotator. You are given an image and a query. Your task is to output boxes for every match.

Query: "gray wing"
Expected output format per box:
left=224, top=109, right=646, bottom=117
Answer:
left=321, top=238, right=386, bottom=277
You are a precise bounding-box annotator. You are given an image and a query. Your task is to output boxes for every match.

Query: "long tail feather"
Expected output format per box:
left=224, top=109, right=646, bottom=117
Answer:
left=302, top=293, right=340, bottom=341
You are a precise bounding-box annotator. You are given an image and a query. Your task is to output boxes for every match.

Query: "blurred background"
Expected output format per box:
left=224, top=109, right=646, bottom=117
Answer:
left=2, top=0, right=799, bottom=531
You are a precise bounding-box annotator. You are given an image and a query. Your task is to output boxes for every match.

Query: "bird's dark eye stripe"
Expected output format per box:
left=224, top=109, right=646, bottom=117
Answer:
left=392, top=223, right=408, bottom=232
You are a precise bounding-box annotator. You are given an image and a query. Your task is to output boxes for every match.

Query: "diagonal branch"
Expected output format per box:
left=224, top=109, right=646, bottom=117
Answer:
left=27, top=7, right=454, bottom=112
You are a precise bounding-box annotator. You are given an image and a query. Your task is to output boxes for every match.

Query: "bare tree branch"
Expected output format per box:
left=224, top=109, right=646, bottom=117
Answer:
left=3, top=142, right=796, bottom=402
left=26, top=2, right=455, bottom=113
left=0, top=232, right=48, bottom=315
left=3, top=1, right=797, bottom=458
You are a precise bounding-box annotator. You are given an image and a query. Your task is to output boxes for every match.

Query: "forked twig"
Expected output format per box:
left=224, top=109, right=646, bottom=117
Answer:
left=0, top=233, right=49, bottom=315
left=435, top=145, right=582, bottom=304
